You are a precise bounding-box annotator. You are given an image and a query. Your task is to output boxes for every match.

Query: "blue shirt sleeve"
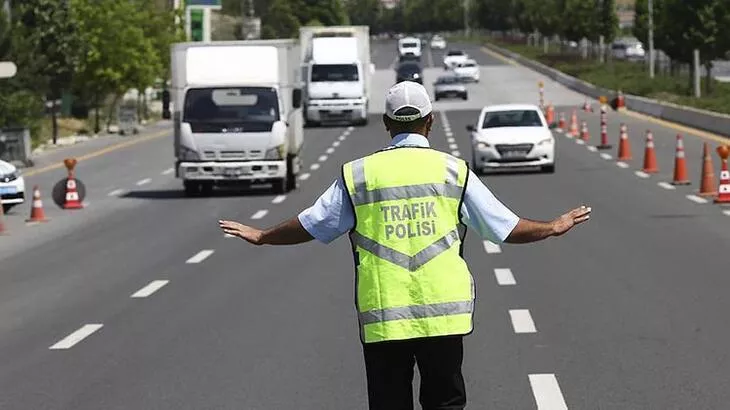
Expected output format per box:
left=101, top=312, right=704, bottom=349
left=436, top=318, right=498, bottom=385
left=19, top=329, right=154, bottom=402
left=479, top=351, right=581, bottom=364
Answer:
left=460, top=170, right=520, bottom=243
left=297, top=178, right=355, bottom=244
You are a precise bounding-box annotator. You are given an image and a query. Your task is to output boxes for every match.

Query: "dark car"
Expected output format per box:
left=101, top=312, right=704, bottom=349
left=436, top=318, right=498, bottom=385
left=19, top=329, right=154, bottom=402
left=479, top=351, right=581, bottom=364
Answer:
left=395, top=62, right=423, bottom=84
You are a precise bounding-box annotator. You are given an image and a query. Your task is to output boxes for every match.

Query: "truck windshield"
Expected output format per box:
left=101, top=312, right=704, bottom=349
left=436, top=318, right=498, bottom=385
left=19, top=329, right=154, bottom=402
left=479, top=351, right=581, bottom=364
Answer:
left=183, top=87, right=280, bottom=132
left=402, top=42, right=419, bottom=48
left=311, top=64, right=359, bottom=82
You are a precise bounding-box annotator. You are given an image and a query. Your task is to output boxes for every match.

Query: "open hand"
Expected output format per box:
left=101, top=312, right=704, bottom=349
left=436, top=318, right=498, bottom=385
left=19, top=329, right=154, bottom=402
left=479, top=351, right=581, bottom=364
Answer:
left=551, top=205, right=591, bottom=236
left=219, top=220, right=264, bottom=245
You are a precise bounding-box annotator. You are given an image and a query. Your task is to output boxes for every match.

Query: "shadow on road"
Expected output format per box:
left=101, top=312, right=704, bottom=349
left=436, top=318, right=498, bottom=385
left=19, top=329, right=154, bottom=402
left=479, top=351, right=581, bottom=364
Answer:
left=122, top=187, right=276, bottom=200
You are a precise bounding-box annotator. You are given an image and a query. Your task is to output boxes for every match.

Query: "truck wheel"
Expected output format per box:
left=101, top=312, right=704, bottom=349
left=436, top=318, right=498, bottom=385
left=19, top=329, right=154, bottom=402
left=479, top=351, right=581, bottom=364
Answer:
left=285, top=155, right=297, bottom=191
left=184, top=181, right=200, bottom=197
left=272, top=179, right=287, bottom=194
left=200, top=182, right=214, bottom=196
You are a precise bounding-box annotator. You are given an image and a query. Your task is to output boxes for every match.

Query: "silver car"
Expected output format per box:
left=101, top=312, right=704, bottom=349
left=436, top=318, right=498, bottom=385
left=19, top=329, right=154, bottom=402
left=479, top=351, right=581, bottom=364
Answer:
left=433, top=75, right=467, bottom=101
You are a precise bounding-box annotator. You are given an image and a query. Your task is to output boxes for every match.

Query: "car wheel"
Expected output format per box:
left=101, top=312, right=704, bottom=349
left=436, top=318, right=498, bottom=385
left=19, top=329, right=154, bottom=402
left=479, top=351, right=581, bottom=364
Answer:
left=183, top=181, right=200, bottom=197
left=462, top=94, right=468, bottom=100
left=435, top=96, right=440, bottom=101
left=272, top=178, right=287, bottom=194
left=542, top=164, right=556, bottom=173
left=2, top=203, right=16, bottom=213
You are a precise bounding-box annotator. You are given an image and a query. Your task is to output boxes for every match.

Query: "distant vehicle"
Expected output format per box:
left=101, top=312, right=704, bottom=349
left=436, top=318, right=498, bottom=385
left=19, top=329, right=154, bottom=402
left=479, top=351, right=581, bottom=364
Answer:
left=398, top=36, right=422, bottom=61
left=467, top=104, right=555, bottom=174
left=433, top=75, right=467, bottom=101
left=453, top=59, right=479, bottom=82
left=430, top=35, right=447, bottom=50
left=611, top=39, right=646, bottom=61
left=0, top=159, right=25, bottom=212
left=395, top=62, right=423, bottom=84
left=443, top=49, right=469, bottom=69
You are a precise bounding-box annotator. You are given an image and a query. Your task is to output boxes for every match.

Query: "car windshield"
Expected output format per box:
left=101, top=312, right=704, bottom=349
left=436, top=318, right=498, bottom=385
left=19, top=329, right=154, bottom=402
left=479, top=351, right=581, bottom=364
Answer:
left=402, top=42, right=419, bottom=48
left=481, top=110, right=543, bottom=129
left=311, top=64, right=359, bottom=82
left=459, top=63, right=476, bottom=68
left=447, top=51, right=465, bottom=56
left=436, top=76, right=460, bottom=84
left=183, top=87, right=279, bottom=132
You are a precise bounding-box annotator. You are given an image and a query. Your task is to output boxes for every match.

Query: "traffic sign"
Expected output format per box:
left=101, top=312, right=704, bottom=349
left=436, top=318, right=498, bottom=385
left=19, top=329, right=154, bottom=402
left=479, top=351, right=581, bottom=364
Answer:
left=0, top=62, right=17, bottom=79
left=185, top=0, right=221, bottom=9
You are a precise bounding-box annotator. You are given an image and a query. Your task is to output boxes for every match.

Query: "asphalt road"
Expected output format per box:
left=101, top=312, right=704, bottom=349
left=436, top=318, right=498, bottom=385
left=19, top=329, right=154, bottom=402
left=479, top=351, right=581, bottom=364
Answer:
left=1, top=41, right=729, bottom=409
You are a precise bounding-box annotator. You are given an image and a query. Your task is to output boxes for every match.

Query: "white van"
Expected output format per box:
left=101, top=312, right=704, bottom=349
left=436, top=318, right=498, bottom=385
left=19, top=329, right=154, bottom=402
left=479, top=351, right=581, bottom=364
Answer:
left=398, top=37, right=422, bottom=61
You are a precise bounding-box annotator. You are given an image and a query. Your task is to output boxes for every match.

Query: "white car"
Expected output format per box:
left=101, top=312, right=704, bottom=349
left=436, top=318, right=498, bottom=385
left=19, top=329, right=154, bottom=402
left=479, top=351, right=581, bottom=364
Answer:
left=453, top=59, right=479, bottom=82
left=0, top=159, right=25, bottom=212
left=443, top=50, right=469, bottom=70
left=430, top=36, right=446, bottom=49
left=467, top=104, right=555, bottom=174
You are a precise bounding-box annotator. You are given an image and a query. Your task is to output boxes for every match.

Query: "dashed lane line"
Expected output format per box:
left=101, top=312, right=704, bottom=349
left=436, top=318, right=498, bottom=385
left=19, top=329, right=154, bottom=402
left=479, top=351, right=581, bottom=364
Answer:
left=310, top=163, right=321, bottom=170
left=49, top=324, right=103, bottom=350
left=723, top=210, right=730, bottom=216
left=333, top=141, right=341, bottom=147
left=494, top=268, right=516, bottom=286
left=162, top=167, right=175, bottom=175
left=449, top=143, right=459, bottom=150
left=136, top=178, right=152, bottom=186
left=686, top=194, right=709, bottom=204
left=299, top=172, right=311, bottom=181
left=529, top=374, right=569, bottom=410
left=447, top=137, right=455, bottom=143
left=587, top=146, right=598, bottom=152
left=509, top=309, right=537, bottom=334
left=635, top=171, right=650, bottom=178
left=318, top=155, right=328, bottom=162
left=339, top=135, right=347, bottom=141
left=186, top=250, right=214, bottom=264
left=251, top=209, right=269, bottom=219
left=131, top=280, right=169, bottom=298
left=347, top=126, right=355, bottom=132
left=658, top=182, right=676, bottom=190
left=616, top=161, right=630, bottom=168
left=272, top=195, right=286, bottom=204
left=575, top=139, right=585, bottom=145
left=600, top=153, right=613, bottom=160
left=451, top=150, right=461, bottom=157
left=326, top=147, right=335, bottom=154
left=107, top=188, right=126, bottom=197
left=483, top=240, right=501, bottom=254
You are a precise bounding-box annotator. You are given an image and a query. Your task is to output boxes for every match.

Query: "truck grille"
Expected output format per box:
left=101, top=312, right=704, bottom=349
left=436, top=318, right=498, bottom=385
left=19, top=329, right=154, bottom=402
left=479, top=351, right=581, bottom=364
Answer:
left=201, top=150, right=263, bottom=161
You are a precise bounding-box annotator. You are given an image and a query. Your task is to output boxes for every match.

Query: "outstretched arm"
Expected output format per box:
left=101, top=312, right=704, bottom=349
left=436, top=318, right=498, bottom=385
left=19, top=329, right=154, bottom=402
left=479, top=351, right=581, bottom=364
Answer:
left=504, top=206, right=591, bottom=244
left=219, top=217, right=314, bottom=246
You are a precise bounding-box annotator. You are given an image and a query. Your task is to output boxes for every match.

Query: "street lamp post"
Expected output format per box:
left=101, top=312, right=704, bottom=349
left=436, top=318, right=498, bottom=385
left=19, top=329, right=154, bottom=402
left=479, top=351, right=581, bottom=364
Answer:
left=648, top=0, right=655, bottom=78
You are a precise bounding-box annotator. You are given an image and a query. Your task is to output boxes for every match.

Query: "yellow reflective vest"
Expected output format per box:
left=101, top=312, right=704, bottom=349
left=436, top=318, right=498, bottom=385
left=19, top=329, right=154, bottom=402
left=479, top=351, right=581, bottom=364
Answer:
left=342, top=147, right=475, bottom=343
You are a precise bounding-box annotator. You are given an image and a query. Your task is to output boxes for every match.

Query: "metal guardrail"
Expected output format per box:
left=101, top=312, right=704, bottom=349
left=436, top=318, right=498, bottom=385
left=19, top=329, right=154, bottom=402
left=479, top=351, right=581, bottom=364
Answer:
left=484, top=42, right=730, bottom=139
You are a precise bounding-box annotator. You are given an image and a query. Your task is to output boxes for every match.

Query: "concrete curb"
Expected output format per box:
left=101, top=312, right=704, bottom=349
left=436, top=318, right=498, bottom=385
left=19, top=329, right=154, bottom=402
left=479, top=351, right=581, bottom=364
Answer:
left=483, top=42, right=730, bottom=139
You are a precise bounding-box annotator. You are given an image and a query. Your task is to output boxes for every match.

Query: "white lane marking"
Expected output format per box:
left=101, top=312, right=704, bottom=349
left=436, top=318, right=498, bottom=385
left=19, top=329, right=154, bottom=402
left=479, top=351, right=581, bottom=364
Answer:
left=318, top=155, right=328, bottom=162
left=451, top=150, right=461, bottom=157
left=347, top=126, right=354, bottom=132
left=299, top=172, right=311, bottom=181
left=447, top=137, right=456, bottom=143
left=444, top=126, right=452, bottom=132
left=529, top=374, right=569, bottom=410
left=136, top=178, right=152, bottom=186
left=251, top=209, right=269, bottom=219
left=483, top=240, right=502, bottom=254
left=635, top=171, right=650, bottom=178
left=445, top=131, right=454, bottom=137
left=587, top=146, right=598, bottom=152
left=658, top=182, right=676, bottom=190
left=310, top=163, right=321, bottom=170
left=722, top=210, right=730, bottom=216
left=338, top=135, right=346, bottom=141
left=494, top=268, right=516, bottom=286
left=131, top=280, right=169, bottom=298
left=162, top=167, right=175, bottom=175
left=186, top=249, right=214, bottom=264
left=686, top=194, right=709, bottom=204
left=272, top=195, right=286, bottom=204
left=333, top=141, right=341, bottom=147
left=49, top=324, right=103, bottom=350
left=575, top=139, right=585, bottom=145
left=600, top=153, right=613, bottom=160
left=556, top=129, right=564, bottom=134
left=509, top=309, right=537, bottom=333
left=449, top=143, right=459, bottom=150
left=616, top=161, right=629, bottom=168
left=107, top=188, right=126, bottom=197
left=326, top=147, right=335, bottom=154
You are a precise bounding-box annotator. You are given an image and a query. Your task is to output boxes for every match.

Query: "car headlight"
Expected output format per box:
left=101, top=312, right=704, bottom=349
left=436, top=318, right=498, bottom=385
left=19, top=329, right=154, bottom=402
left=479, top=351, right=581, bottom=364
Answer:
left=179, top=146, right=201, bottom=161
left=537, top=138, right=554, bottom=146
left=265, top=144, right=286, bottom=160
left=1, top=169, right=20, bottom=182
left=475, top=141, right=491, bottom=149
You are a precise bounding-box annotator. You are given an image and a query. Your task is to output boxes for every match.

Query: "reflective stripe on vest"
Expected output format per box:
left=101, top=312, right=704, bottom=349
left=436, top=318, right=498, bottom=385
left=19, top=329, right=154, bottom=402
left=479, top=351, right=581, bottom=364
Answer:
left=343, top=148, right=475, bottom=343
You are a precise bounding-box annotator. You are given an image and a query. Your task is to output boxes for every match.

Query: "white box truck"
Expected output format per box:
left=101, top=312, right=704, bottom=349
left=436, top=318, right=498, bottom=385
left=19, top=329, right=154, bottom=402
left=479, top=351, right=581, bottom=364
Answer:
left=171, top=40, right=303, bottom=196
left=299, top=26, right=373, bottom=127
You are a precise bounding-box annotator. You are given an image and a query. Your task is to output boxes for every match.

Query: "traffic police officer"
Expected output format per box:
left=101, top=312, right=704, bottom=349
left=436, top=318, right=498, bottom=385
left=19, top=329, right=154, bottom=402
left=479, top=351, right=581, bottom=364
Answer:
left=219, top=81, right=591, bottom=410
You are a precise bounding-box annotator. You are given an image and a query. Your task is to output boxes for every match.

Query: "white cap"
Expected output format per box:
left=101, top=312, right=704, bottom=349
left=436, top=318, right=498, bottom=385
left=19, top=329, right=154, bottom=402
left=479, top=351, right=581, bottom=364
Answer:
left=385, top=81, right=433, bottom=122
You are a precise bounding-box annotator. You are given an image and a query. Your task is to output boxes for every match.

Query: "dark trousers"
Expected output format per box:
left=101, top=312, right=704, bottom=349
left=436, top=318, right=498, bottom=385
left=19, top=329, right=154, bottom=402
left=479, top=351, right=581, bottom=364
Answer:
left=362, top=335, right=466, bottom=410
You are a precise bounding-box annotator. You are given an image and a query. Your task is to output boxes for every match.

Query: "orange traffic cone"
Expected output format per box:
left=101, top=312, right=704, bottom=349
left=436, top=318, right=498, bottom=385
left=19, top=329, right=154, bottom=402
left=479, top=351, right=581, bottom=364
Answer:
left=642, top=130, right=659, bottom=173
left=715, top=145, right=730, bottom=203
left=671, top=134, right=690, bottom=185
left=617, top=123, right=632, bottom=161
left=580, top=121, right=590, bottom=141
left=615, top=89, right=626, bottom=111
left=698, top=142, right=717, bottom=197
left=26, top=186, right=49, bottom=223
left=546, top=103, right=555, bottom=126
left=582, top=99, right=593, bottom=113
left=569, top=110, right=579, bottom=137
left=63, top=177, right=84, bottom=209
left=558, top=112, right=566, bottom=131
